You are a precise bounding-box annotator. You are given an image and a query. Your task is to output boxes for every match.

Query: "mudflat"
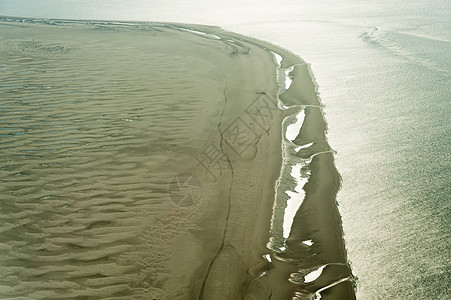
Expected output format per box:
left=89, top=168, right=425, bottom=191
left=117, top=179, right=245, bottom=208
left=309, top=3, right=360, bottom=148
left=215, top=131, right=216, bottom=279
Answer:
left=0, top=17, right=354, bottom=299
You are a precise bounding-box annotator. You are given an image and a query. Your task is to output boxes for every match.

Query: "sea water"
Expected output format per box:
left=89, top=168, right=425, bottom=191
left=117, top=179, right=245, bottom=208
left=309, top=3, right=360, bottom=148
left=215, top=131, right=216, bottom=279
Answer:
left=1, top=0, right=449, bottom=299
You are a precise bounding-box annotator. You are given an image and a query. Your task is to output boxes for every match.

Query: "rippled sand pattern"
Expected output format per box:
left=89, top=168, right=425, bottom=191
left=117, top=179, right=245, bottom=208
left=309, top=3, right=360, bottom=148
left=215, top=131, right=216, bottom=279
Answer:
left=0, top=20, right=232, bottom=299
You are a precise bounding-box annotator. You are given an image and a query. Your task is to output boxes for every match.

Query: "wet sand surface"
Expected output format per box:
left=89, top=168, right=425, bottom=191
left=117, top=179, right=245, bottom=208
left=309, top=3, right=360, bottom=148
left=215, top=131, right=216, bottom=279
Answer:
left=0, top=17, right=354, bottom=299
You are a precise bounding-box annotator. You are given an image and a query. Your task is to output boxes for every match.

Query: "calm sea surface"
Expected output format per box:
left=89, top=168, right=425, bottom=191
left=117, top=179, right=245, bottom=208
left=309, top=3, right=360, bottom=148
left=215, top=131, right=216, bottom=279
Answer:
left=1, top=0, right=449, bottom=299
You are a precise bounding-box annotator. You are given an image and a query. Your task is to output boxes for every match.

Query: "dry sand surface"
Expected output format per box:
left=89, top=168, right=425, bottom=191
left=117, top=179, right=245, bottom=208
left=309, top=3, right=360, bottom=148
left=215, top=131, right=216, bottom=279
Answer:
left=0, top=17, right=355, bottom=299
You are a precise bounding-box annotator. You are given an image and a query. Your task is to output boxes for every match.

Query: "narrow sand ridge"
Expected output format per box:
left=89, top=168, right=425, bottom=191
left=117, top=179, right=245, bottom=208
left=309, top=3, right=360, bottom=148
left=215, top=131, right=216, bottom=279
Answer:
left=0, top=17, right=355, bottom=299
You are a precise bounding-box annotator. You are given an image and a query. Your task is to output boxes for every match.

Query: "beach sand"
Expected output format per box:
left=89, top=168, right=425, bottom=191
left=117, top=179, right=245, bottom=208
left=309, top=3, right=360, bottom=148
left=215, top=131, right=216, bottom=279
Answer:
left=0, top=17, right=354, bottom=299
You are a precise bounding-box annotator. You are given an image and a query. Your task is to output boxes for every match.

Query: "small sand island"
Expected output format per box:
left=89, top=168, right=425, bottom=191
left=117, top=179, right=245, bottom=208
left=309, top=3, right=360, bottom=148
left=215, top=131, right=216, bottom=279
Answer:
left=0, top=17, right=355, bottom=299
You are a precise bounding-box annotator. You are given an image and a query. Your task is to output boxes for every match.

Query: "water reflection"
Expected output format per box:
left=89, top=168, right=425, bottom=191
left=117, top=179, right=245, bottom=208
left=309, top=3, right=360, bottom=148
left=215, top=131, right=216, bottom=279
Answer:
left=263, top=52, right=356, bottom=299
